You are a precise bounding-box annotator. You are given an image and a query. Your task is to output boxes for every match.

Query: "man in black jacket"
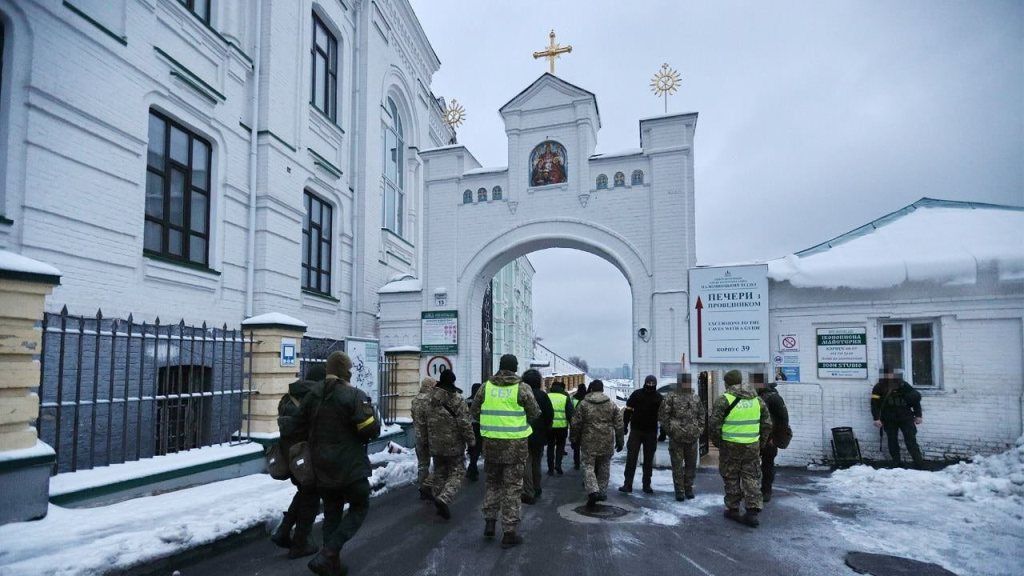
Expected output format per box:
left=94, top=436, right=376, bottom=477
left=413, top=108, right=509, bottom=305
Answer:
left=299, top=352, right=381, bottom=576
left=871, top=367, right=925, bottom=469
left=571, top=383, right=587, bottom=470
left=465, top=383, right=483, bottom=481
left=619, top=375, right=663, bottom=494
left=271, top=366, right=325, bottom=559
left=753, top=373, right=789, bottom=503
left=521, top=369, right=553, bottom=503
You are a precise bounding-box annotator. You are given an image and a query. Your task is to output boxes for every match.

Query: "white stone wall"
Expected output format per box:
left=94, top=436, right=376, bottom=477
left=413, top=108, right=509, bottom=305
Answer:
left=769, top=278, right=1024, bottom=465
left=0, top=0, right=449, bottom=339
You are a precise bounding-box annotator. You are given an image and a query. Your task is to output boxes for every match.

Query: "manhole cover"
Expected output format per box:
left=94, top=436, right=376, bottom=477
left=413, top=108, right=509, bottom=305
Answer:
left=845, top=552, right=958, bottom=576
left=573, top=504, right=630, bottom=519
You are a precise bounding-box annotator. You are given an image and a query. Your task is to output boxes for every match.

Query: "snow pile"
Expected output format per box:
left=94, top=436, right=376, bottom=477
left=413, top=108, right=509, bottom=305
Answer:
left=768, top=204, right=1024, bottom=289
left=816, top=437, right=1024, bottom=576
left=0, top=444, right=419, bottom=576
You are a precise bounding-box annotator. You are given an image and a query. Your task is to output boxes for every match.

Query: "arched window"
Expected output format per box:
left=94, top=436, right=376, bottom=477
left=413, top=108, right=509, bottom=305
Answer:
left=478, top=187, right=487, bottom=202
left=614, top=172, right=625, bottom=187
left=463, top=189, right=473, bottom=204
left=382, top=97, right=404, bottom=236
left=492, top=186, right=503, bottom=201
left=631, top=170, right=644, bottom=185
left=596, top=174, right=608, bottom=190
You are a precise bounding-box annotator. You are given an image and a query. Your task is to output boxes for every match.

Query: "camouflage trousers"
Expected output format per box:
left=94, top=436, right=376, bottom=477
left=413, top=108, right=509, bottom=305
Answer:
left=668, top=439, right=698, bottom=496
left=482, top=460, right=525, bottom=531
left=582, top=451, right=612, bottom=495
left=415, top=439, right=432, bottom=488
left=719, top=442, right=762, bottom=510
left=431, top=454, right=465, bottom=505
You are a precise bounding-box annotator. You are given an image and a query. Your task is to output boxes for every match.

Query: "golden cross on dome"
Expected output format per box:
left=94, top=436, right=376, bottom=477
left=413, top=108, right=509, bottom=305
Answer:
left=533, top=30, right=572, bottom=74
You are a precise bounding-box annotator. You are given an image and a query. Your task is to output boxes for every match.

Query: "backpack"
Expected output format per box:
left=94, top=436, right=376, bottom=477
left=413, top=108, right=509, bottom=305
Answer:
left=265, top=394, right=302, bottom=481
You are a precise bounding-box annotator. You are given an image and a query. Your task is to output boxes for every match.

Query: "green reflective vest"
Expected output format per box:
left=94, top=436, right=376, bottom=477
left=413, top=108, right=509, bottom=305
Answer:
left=722, top=393, right=761, bottom=444
left=480, top=380, right=531, bottom=439
left=550, top=393, right=569, bottom=429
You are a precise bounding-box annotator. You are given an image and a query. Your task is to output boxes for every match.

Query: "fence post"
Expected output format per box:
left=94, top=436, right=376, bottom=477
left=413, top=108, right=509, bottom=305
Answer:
left=0, top=251, right=61, bottom=524
left=389, top=350, right=422, bottom=421
left=239, top=313, right=307, bottom=447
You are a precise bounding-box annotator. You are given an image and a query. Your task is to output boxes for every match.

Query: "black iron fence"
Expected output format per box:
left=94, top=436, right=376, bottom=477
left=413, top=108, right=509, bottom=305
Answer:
left=379, top=354, right=398, bottom=425
left=37, top=307, right=255, bottom=474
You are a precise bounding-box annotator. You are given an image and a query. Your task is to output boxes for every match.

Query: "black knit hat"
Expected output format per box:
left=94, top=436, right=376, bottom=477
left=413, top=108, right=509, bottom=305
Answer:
left=439, top=369, right=457, bottom=388
left=644, top=375, right=657, bottom=387
left=499, top=354, right=518, bottom=372
left=522, top=369, right=542, bottom=388
left=588, top=379, right=604, bottom=393
left=724, top=370, right=742, bottom=386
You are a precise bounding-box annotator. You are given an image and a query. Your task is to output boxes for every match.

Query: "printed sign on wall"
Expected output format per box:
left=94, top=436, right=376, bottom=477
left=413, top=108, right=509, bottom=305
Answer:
left=422, top=311, right=458, bottom=354
left=688, top=265, right=769, bottom=363
left=816, top=327, right=868, bottom=379
left=346, top=338, right=380, bottom=399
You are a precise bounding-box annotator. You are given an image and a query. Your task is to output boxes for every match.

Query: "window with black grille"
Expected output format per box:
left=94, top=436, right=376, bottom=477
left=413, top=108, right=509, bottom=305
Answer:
left=156, top=366, right=212, bottom=455
left=303, top=191, right=333, bottom=295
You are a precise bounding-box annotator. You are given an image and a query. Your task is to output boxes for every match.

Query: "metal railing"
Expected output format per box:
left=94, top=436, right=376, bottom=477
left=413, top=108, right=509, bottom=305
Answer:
left=379, top=354, right=398, bottom=425
left=37, top=307, right=254, bottom=474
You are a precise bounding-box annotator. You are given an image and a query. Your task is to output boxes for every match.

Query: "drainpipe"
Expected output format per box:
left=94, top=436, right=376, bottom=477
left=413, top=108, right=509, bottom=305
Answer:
left=244, top=0, right=264, bottom=318
left=348, top=0, right=362, bottom=337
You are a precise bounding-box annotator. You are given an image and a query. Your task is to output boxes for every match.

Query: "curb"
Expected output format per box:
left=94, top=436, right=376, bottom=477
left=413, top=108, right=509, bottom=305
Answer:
left=122, top=524, right=267, bottom=576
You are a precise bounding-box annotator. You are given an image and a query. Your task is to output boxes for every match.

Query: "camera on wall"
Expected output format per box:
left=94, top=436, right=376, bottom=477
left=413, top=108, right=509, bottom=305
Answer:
left=637, top=327, right=650, bottom=342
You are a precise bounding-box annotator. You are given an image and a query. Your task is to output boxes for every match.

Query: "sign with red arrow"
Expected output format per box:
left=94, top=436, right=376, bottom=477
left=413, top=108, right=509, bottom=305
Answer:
left=688, top=265, right=769, bottom=363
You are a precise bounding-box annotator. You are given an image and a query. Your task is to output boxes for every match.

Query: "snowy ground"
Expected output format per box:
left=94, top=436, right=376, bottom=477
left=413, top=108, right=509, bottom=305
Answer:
left=0, top=442, right=418, bottom=576
left=809, top=436, right=1024, bottom=576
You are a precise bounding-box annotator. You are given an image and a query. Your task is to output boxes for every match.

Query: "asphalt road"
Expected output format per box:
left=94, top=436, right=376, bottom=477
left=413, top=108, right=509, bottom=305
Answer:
left=167, top=454, right=859, bottom=576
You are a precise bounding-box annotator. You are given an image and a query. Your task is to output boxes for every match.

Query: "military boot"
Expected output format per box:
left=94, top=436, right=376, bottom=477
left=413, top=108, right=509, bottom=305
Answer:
left=466, top=465, right=479, bottom=482
left=586, top=492, right=600, bottom=509
left=642, top=484, right=654, bottom=494
left=762, top=490, right=772, bottom=503
left=287, top=521, right=318, bottom=559
left=742, top=508, right=761, bottom=528
left=724, top=508, right=743, bottom=524
left=435, top=500, right=451, bottom=520
left=685, top=488, right=695, bottom=500
left=483, top=519, right=496, bottom=539
left=270, top=512, right=294, bottom=549
left=500, top=531, right=523, bottom=549
left=618, top=484, right=633, bottom=494
left=307, top=547, right=347, bottom=576
left=675, top=493, right=686, bottom=502
left=418, top=486, right=434, bottom=501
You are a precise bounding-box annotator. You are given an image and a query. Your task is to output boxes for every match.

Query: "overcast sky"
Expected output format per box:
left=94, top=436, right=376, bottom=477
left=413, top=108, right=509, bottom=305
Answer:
left=410, top=0, right=1024, bottom=369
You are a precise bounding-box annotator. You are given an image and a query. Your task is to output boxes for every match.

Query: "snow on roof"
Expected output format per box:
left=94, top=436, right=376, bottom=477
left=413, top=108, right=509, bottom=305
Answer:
left=0, top=250, right=62, bottom=279
left=463, top=166, right=508, bottom=176
left=590, top=148, right=643, bottom=160
left=378, top=278, right=423, bottom=293
left=768, top=198, right=1024, bottom=289
left=241, top=312, right=307, bottom=328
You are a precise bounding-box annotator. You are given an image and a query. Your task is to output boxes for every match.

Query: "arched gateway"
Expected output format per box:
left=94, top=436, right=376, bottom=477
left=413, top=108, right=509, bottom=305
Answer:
left=379, top=74, right=697, bottom=387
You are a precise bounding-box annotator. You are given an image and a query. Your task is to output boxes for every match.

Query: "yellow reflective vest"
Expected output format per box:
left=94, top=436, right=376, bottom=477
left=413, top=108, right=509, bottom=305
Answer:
left=550, top=393, right=569, bottom=429
left=480, top=380, right=531, bottom=439
left=722, top=393, right=761, bottom=444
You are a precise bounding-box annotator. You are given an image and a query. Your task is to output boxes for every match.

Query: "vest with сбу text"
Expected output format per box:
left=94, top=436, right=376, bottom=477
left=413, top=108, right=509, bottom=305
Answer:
left=722, top=393, right=761, bottom=444
left=480, top=381, right=532, bottom=439
left=550, top=393, right=569, bottom=429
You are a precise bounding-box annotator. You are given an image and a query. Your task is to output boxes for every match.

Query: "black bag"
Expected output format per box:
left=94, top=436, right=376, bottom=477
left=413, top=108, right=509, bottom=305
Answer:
left=265, top=443, right=291, bottom=480
left=775, top=424, right=794, bottom=449
left=288, top=441, right=315, bottom=486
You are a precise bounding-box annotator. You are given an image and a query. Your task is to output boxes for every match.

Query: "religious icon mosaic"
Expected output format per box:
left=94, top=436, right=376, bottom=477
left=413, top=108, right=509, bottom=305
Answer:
left=530, top=140, right=567, bottom=187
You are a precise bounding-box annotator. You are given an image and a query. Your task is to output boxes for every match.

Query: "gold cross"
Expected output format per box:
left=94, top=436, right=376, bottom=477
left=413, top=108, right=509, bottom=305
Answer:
left=533, top=30, right=572, bottom=74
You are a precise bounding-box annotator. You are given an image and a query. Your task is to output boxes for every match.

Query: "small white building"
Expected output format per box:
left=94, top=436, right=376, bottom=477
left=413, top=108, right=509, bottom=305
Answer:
left=765, top=198, right=1024, bottom=465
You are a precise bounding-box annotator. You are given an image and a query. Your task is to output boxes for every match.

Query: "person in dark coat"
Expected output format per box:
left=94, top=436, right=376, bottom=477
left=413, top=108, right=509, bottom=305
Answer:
left=753, top=373, right=789, bottom=502
left=465, top=383, right=483, bottom=481
left=871, top=366, right=924, bottom=468
left=270, top=366, right=325, bottom=559
left=546, top=381, right=575, bottom=475
left=521, top=369, right=553, bottom=503
left=619, top=375, right=663, bottom=494
left=571, top=383, right=588, bottom=470
left=299, top=352, right=381, bottom=576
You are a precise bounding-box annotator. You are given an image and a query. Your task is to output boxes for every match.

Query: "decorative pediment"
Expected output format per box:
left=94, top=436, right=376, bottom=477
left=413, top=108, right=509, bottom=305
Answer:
left=499, top=73, right=601, bottom=128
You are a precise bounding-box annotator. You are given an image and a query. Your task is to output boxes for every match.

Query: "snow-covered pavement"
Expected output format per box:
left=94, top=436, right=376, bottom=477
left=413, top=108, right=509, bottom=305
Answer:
left=0, top=442, right=419, bottom=576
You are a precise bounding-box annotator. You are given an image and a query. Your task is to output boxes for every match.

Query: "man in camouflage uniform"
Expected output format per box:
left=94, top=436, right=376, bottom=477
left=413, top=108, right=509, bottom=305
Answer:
left=470, top=354, right=541, bottom=549
left=658, top=373, right=705, bottom=501
left=570, top=380, right=624, bottom=509
left=425, top=369, right=475, bottom=520
left=411, top=376, right=436, bottom=501
left=710, top=370, right=772, bottom=528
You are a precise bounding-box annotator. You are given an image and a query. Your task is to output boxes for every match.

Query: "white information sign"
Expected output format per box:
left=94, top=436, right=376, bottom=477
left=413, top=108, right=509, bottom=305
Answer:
left=280, top=338, right=296, bottom=367
left=346, top=338, right=380, bottom=399
left=816, top=327, right=868, bottom=379
left=689, top=265, right=769, bottom=363
left=421, top=311, right=458, bottom=354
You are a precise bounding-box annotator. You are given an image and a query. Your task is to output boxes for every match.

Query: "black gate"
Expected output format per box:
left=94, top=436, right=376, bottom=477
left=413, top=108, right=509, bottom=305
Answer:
left=698, top=371, right=710, bottom=456
left=37, top=307, right=254, bottom=474
left=481, top=279, right=493, bottom=382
